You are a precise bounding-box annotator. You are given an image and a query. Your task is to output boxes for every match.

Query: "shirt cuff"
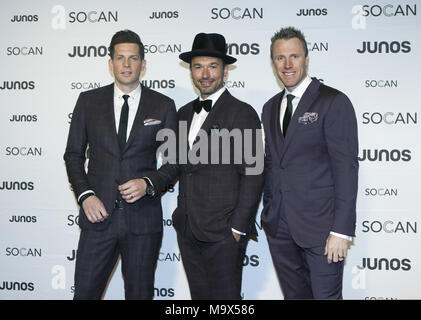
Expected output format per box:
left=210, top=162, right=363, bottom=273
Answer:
left=77, top=190, right=95, bottom=203
left=232, top=228, right=246, bottom=236
left=330, top=231, right=352, bottom=241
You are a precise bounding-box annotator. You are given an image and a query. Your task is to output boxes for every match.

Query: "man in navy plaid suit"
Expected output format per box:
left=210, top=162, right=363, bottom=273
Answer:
left=146, top=33, right=264, bottom=299
left=64, top=30, right=177, bottom=299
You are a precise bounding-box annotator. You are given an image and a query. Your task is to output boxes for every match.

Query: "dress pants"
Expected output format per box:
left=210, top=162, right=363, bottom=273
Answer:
left=266, top=214, right=344, bottom=299
left=177, top=220, right=248, bottom=300
left=73, top=206, right=162, bottom=300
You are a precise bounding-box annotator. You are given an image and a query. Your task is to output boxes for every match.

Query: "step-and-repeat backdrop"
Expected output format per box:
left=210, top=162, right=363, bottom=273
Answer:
left=1, top=0, right=420, bottom=300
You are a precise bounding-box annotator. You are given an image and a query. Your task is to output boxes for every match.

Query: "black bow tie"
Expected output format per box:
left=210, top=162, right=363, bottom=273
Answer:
left=193, top=99, right=212, bottom=114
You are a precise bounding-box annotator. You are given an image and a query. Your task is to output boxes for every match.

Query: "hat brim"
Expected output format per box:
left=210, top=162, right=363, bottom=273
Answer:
left=179, top=49, right=237, bottom=64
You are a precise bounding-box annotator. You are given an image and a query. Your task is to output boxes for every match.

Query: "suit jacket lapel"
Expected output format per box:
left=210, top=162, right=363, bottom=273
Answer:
left=269, top=91, right=285, bottom=160
left=281, top=78, right=321, bottom=157
left=102, top=84, right=120, bottom=155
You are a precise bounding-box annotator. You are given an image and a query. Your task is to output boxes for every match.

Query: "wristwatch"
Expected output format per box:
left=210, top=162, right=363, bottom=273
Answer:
left=144, top=178, right=156, bottom=197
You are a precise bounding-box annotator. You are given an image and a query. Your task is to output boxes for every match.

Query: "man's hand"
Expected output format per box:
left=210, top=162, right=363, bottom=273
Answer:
left=232, top=231, right=241, bottom=243
left=118, top=178, right=147, bottom=203
left=324, top=234, right=350, bottom=264
left=82, top=195, right=109, bottom=223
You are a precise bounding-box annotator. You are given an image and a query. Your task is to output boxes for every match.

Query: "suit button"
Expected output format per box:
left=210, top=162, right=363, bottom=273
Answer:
left=120, top=157, right=123, bottom=161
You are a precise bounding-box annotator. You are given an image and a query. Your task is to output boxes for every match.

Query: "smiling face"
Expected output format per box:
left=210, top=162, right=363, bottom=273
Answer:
left=272, top=37, right=309, bottom=92
left=190, top=56, right=228, bottom=99
left=109, top=43, right=145, bottom=93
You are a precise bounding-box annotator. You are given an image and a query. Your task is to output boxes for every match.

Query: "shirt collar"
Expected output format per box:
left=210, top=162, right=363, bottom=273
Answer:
left=285, top=76, right=312, bottom=99
left=199, top=86, right=226, bottom=107
left=114, top=82, right=141, bottom=100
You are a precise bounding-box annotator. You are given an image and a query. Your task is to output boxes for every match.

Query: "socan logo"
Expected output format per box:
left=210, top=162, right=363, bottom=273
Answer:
left=364, top=80, right=398, bottom=88
left=159, top=252, right=181, bottom=262
left=364, top=188, right=397, bottom=197
left=362, top=220, right=417, bottom=234
left=361, top=4, right=417, bottom=17
left=144, top=44, right=181, bottom=54
left=7, top=47, right=42, bottom=56
left=357, top=41, right=411, bottom=53
left=361, top=112, right=417, bottom=125
left=5, top=247, right=42, bottom=257
left=51, top=5, right=118, bottom=30
left=5, top=146, right=42, bottom=156
left=211, top=7, right=263, bottom=20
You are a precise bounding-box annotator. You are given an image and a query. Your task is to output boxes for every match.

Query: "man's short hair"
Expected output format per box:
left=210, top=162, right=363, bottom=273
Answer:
left=109, top=29, right=145, bottom=60
left=270, top=27, right=308, bottom=60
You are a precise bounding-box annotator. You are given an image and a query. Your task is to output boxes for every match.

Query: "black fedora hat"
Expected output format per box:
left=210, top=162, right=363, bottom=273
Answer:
left=179, top=33, right=237, bottom=64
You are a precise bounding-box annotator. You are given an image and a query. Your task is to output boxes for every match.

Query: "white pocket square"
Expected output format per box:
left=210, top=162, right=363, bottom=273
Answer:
left=144, top=118, right=162, bottom=126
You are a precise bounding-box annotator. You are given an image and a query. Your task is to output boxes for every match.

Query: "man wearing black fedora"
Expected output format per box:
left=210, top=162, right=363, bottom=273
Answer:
left=146, top=33, right=264, bottom=299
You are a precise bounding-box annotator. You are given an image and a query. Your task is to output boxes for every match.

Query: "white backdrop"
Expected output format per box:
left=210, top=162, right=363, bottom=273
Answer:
left=0, top=0, right=420, bottom=300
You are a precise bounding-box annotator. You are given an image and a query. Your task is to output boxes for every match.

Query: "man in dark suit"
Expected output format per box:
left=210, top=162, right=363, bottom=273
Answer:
left=63, top=30, right=177, bottom=299
left=146, top=33, right=264, bottom=299
left=261, top=27, right=359, bottom=299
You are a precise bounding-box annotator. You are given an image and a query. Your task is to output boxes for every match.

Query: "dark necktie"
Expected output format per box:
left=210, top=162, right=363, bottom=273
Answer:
left=117, top=94, right=130, bottom=152
left=193, top=99, right=212, bottom=114
left=282, top=94, right=295, bottom=137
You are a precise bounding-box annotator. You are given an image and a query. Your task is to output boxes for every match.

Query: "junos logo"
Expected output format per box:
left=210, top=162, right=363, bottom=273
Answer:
left=0, top=281, right=34, bottom=291
left=9, top=215, right=37, bottom=223
left=358, top=149, right=411, bottom=162
left=357, top=41, right=411, bottom=54
left=357, top=257, right=411, bottom=271
left=296, top=8, right=328, bottom=16
left=0, top=81, right=35, bottom=90
left=10, top=14, right=38, bottom=22
left=0, top=181, right=34, bottom=191
left=149, top=11, right=179, bottom=19
left=68, top=46, right=108, bottom=58
left=10, top=114, right=38, bottom=122
left=227, top=43, right=260, bottom=55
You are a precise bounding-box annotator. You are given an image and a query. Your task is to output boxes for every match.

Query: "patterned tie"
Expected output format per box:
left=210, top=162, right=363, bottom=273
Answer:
left=117, top=94, right=130, bottom=152
left=282, top=94, right=295, bottom=137
left=193, top=99, right=212, bottom=113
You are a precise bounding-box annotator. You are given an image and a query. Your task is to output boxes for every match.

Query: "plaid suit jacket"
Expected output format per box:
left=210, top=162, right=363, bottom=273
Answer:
left=64, top=83, right=177, bottom=234
left=148, top=89, right=264, bottom=242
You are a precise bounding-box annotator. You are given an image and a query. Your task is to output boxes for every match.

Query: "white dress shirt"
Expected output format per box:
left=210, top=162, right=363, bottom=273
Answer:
left=279, top=76, right=352, bottom=242
left=188, top=87, right=245, bottom=236
left=188, top=87, right=226, bottom=148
